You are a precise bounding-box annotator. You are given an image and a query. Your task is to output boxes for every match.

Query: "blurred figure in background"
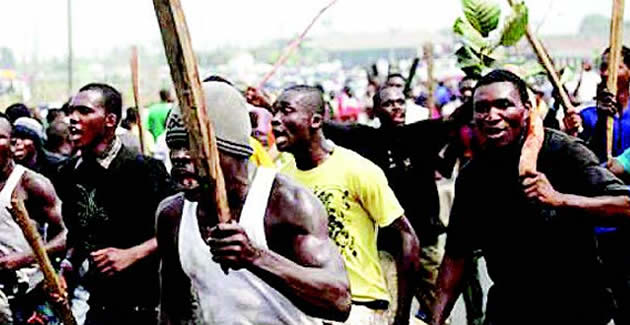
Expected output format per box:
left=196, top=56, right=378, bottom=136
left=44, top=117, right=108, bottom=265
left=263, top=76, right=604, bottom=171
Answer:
left=146, top=89, right=174, bottom=143
left=5, top=103, right=32, bottom=125
left=45, top=121, right=74, bottom=159
left=11, top=117, right=65, bottom=180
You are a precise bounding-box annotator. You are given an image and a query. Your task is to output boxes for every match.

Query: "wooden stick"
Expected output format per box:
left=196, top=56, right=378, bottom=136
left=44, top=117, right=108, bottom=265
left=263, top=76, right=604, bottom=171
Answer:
left=507, top=0, right=578, bottom=135
left=606, top=0, right=626, bottom=160
left=424, top=43, right=436, bottom=117
left=257, top=0, right=339, bottom=89
left=130, top=46, right=147, bottom=155
left=404, top=57, right=420, bottom=98
left=153, top=0, right=231, bottom=224
left=8, top=191, right=77, bottom=325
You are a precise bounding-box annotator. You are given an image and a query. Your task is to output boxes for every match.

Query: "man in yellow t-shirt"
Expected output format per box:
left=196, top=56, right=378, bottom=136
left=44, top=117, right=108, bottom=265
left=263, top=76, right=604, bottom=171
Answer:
left=272, top=85, right=421, bottom=325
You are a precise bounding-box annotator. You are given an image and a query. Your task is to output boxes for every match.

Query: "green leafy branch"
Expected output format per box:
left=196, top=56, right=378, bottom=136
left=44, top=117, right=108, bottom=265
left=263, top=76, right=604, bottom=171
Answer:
left=453, top=0, right=529, bottom=77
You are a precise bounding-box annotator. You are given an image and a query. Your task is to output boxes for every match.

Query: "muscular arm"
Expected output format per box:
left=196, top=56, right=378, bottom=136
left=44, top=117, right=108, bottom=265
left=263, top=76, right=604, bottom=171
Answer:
left=210, top=175, right=351, bottom=321
left=430, top=255, right=468, bottom=325
left=522, top=171, right=630, bottom=225
left=380, top=216, right=421, bottom=325
left=254, top=177, right=351, bottom=321
left=156, top=194, right=200, bottom=325
left=557, top=193, right=630, bottom=224
left=2, top=171, right=67, bottom=270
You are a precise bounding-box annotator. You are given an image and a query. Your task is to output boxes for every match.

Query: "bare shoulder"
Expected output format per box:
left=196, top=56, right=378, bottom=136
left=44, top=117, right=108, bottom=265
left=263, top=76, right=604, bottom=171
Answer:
left=21, top=169, right=57, bottom=202
left=157, top=192, right=185, bottom=228
left=267, top=173, right=328, bottom=236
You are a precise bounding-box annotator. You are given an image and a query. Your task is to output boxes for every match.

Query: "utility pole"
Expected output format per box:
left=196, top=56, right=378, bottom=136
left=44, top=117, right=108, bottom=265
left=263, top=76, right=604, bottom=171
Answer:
left=67, top=0, right=73, bottom=97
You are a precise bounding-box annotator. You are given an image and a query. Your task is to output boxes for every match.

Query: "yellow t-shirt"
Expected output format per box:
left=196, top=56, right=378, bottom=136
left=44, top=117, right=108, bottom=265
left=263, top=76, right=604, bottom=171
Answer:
left=283, top=145, right=404, bottom=303
left=249, top=137, right=275, bottom=168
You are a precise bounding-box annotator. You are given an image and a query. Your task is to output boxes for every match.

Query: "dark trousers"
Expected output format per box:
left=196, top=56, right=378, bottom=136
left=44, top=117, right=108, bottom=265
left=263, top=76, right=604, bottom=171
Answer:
left=598, top=230, right=630, bottom=324
left=85, top=305, right=158, bottom=325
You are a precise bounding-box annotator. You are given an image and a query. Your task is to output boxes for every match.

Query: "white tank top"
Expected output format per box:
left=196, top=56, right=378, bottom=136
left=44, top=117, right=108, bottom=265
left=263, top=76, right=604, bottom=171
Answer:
left=178, top=167, right=321, bottom=325
left=0, top=164, right=43, bottom=291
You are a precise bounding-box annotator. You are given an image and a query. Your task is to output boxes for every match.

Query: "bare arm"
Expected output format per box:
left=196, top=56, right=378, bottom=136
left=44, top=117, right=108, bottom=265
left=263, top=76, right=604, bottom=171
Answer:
left=557, top=194, right=630, bottom=223
left=430, top=255, right=468, bottom=325
left=90, top=237, right=157, bottom=277
left=208, top=176, right=351, bottom=321
left=522, top=171, right=630, bottom=224
left=156, top=193, right=200, bottom=325
left=381, top=216, right=421, bottom=325
left=1, top=171, right=67, bottom=270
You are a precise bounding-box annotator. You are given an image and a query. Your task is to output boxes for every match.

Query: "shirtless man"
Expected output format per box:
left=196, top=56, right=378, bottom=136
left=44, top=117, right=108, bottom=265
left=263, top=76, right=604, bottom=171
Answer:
left=156, top=81, right=351, bottom=324
left=0, top=113, right=66, bottom=324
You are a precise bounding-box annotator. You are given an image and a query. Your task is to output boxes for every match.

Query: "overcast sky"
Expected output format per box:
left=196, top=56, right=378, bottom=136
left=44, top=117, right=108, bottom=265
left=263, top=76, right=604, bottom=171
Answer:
left=0, top=0, right=625, bottom=61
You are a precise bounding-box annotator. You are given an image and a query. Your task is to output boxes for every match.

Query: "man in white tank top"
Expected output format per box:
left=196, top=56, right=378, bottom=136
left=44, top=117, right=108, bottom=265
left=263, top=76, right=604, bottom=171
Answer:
left=0, top=113, right=67, bottom=323
left=156, top=80, right=351, bottom=324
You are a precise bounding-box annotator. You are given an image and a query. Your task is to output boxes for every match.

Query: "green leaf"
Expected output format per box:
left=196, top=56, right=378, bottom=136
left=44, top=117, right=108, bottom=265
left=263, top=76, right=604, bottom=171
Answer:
left=453, top=17, right=489, bottom=52
left=462, top=0, right=501, bottom=37
left=455, top=46, right=485, bottom=76
left=500, top=2, right=529, bottom=46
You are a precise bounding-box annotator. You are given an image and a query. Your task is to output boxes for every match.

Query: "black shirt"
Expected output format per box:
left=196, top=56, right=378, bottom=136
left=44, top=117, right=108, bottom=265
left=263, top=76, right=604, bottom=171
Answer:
left=446, top=129, right=627, bottom=324
left=55, top=145, right=173, bottom=308
left=324, top=119, right=450, bottom=243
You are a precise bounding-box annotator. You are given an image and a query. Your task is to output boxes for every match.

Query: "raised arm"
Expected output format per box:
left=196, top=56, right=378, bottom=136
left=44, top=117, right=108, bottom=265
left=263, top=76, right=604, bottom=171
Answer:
left=380, top=215, right=421, bottom=325
left=208, top=175, right=351, bottom=321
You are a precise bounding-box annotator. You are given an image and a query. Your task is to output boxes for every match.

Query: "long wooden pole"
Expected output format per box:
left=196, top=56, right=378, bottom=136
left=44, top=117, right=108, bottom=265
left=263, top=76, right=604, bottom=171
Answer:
left=153, top=0, right=231, bottom=226
left=8, top=192, right=77, bottom=325
left=606, top=0, right=626, bottom=160
left=67, top=0, right=73, bottom=97
left=507, top=0, right=578, bottom=135
left=130, top=46, right=147, bottom=155
left=404, top=57, right=420, bottom=98
left=257, top=0, right=339, bottom=89
left=424, top=43, right=436, bottom=117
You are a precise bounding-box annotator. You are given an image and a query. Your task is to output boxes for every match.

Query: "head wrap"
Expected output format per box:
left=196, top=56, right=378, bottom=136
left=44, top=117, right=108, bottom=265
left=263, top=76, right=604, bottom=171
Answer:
left=13, top=117, right=45, bottom=148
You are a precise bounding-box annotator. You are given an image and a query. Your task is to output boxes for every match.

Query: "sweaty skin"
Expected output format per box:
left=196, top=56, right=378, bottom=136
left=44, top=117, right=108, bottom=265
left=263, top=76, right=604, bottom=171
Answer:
left=157, top=147, right=351, bottom=324
left=0, top=118, right=66, bottom=274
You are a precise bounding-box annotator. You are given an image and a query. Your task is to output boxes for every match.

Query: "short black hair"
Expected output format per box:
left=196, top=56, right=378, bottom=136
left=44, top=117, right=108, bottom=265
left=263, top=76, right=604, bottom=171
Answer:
left=386, top=73, right=406, bottom=83
left=373, top=86, right=403, bottom=108
left=46, top=108, right=65, bottom=124
left=159, top=89, right=171, bottom=102
left=283, top=85, right=325, bottom=115
left=461, top=75, right=479, bottom=84
left=203, top=75, right=233, bottom=85
left=46, top=121, right=70, bottom=152
left=603, top=45, right=630, bottom=68
left=5, top=103, right=31, bottom=124
left=121, top=107, right=138, bottom=130
left=78, top=83, right=122, bottom=123
left=473, top=69, right=530, bottom=106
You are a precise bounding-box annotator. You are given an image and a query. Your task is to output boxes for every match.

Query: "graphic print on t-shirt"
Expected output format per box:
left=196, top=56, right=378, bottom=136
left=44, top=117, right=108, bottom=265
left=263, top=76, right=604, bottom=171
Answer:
left=75, top=184, right=109, bottom=252
left=313, top=185, right=358, bottom=259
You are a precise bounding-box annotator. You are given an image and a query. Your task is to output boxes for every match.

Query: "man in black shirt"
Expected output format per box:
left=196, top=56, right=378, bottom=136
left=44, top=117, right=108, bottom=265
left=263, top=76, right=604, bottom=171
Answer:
left=55, top=83, right=172, bottom=325
left=431, top=70, right=630, bottom=325
left=324, top=86, right=450, bottom=320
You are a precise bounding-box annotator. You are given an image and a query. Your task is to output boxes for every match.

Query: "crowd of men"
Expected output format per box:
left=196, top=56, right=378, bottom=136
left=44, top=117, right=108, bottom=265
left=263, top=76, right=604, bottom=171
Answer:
left=1, top=45, right=630, bottom=325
